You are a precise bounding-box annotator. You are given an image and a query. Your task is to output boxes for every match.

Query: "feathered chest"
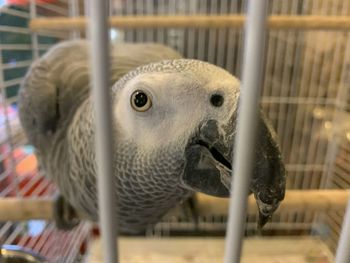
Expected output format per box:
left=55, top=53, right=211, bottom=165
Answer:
left=112, top=144, right=190, bottom=232
left=56, top=124, right=190, bottom=233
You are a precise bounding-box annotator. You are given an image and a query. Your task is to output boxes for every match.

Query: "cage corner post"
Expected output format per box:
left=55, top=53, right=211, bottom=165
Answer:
left=223, top=0, right=268, bottom=262
left=88, top=0, right=118, bottom=262
left=335, top=198, right=350, bottom=263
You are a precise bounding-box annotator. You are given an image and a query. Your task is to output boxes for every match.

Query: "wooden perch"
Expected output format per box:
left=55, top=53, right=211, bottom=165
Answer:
left=0, top=190, right=349, bottom=221
left=29, top=15, right=350, bottom=32
left=0, top=198, right=53, bottom=221
left=196, top=190, right=350, bottom=216
left=87, top=237, right=334, bottom=263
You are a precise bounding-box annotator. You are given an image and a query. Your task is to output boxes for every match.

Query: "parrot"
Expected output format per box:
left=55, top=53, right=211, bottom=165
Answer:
left=18, top=40, right=286, bottom=234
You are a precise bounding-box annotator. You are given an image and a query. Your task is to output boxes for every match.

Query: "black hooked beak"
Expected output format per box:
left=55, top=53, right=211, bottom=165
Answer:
left=181, top=111, right=286, bottom=228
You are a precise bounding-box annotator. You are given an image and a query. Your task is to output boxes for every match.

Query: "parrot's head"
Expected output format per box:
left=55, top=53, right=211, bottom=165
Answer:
left=113, top=59, right=286, bottom=228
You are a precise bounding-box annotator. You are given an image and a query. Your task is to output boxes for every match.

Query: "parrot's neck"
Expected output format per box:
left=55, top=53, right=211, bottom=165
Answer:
left=111, top=143, right=191, bottom=233
left=57, top=124, right=191, bottom=233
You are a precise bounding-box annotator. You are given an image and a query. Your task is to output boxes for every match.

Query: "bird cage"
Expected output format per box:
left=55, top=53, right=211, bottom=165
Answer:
left=0, top=0, right=350, bottom=262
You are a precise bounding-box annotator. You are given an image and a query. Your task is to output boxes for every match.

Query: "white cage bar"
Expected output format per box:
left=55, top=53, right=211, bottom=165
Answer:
left=88, top=0, right=118, bottom=262
left=224, top=1, right=268, bottom=262
left=29, top=0, right=39, bottom=60
left=335, top=198, right=350, bottom=263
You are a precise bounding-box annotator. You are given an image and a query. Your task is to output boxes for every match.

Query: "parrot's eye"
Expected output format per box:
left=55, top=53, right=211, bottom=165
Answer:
left=210, top=93, right=224, bottom=107
left=131, top=90, right=152, bottom=112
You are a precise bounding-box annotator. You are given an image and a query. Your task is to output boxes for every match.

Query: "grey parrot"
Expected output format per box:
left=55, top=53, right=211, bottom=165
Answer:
left=18, top=40, right=286, bottom=234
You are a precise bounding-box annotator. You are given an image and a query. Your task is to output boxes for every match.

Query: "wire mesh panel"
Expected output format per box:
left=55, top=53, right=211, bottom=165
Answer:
left=0, top=1, right=90, bottom=262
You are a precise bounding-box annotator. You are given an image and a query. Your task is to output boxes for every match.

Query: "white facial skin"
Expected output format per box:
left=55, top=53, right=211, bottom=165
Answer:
left=114, top=66, right=240, bottom=152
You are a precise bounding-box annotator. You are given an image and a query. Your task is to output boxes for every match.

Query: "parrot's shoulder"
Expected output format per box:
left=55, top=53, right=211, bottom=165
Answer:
left=18, top=40, right=91, bottom=147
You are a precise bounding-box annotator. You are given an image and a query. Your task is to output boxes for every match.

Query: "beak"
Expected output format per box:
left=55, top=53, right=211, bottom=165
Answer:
left=181, top=144, right=231, bottom=197
left=181, top=111, right=286, bottom=228
left=251, top=112, right=286, bottom=228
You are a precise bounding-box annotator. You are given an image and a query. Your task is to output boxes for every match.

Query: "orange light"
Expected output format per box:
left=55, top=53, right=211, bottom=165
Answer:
left=15, top=154, right=38, bottom=176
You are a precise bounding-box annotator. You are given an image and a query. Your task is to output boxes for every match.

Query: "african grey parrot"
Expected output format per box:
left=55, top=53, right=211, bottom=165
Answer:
left=18, top=40, right=286, bottom=233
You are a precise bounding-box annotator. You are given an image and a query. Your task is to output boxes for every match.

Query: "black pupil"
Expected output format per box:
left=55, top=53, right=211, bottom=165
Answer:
left=134, top=92, right=148, bottom=107
left=210, top=94, right=224, bottom=107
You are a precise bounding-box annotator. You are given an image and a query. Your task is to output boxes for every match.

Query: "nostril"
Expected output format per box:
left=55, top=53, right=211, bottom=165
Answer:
left=210, top=94, right=224, bottom=107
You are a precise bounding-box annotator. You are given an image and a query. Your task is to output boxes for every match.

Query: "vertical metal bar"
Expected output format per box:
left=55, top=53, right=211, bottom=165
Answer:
left=125, top=0, right=134, bottom=42
left=146, top=0, right=154, bottom=42
left=156, top=0, right=165, bottom=44
left=135, top=1, right=144, bottom=42
left=69, top=0, right=80, bottom=39
left=84, top=0, right=90, bottom=16
left=335, top=199, right=350, bottom=263
left=108, top=0, right=113, bottom=16
left=223, top=1, right=268, bottom=263
left=29, top=0, right=39, bottom=60
left=225, top=0, right=238, bottom=74
left=186, top=0, right=196, bottom=58
left=84, top=0, right=90, bottom=39
left=197, top=0, right=207, bottom=60
left=216, top=0, right=228, bottom=67
left=88, top=1, right=118, bottom=263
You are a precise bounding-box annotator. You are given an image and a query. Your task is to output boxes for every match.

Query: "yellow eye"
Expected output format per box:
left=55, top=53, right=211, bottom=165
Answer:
left=130, top=90, right=152, bottom=112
